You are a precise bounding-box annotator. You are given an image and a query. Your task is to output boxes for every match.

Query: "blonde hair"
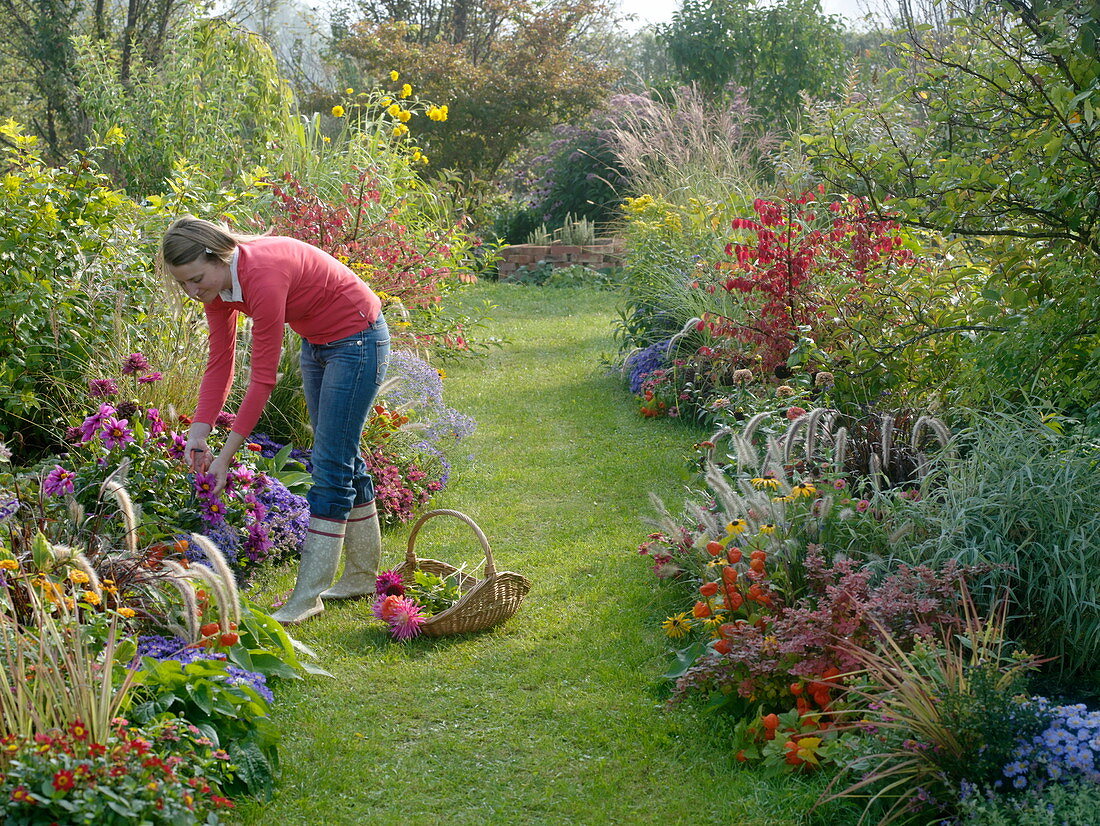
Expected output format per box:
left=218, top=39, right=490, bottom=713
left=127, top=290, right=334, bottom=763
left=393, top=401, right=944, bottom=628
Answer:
left=159, top=215, right=267, bottom=269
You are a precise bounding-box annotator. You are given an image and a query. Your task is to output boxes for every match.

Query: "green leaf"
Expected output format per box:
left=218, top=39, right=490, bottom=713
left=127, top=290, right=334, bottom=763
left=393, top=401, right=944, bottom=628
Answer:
left=662, top=639, right=707, bottom=680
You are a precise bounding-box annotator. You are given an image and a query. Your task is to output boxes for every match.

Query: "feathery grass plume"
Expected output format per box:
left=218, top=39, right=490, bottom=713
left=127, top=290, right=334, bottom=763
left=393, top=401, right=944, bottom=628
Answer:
left=740, top=411, right=772, bottom=445
left=53, top=546, right=102, bottom=597
left=869, top=453, right=883, bottom=491
left=833, top=426, right=848, bottom=474
left=704, top=461, right=745, bottom=523
left=880, top=413, right=894, bottom=471
left=782, top=413, right=809, bottom=464
left=160, top=560, right=200, bottom=642
left=802, top=407, right=829, bottom=464
left=687, top=502, right=721, bottom=538
left=732, top=433, right=759, bottom=469
left=66, top=497, right=85, bottom=528
left=185, top=563, right=231, bottom=632
left=911, top=414, right=954, bottom=456
left=188, top=532, right=241, bottom=626
left=101, top=479, right=138, bottom=555
left=645, top=493, right=689, bottom=540
left=668, top=317, right=703, bottom=352
left=914, top=452, right=929, bottom=480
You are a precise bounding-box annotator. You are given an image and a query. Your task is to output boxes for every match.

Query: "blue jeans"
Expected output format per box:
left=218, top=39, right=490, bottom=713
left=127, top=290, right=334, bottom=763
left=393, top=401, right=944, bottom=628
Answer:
left=299, top=315, right=390, bottom=520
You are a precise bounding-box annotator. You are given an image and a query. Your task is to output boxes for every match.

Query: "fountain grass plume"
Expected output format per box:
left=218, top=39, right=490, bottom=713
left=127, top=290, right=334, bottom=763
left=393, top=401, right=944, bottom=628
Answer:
left=782, top=414, right=809, bottom=464
left=912, top=414, right=953, bottom=456
left=833, top=426, right=848, bottom=473
left=184, top=562, right=232, bottom=633
left=740, top=411, right=772, bottom=444
left=880, top=413, right=894, bottom=471
left=160, top=559, right=200, bottom=642
left=53, top=545, right=102, bottom=597
left=101, top=479, right=138, bottom=555
left=189, top=532, right=241, bottom=626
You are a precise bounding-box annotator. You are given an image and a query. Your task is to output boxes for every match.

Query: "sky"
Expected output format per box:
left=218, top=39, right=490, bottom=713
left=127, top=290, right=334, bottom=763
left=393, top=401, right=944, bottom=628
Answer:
left=619, top=0, right=878, bottom=30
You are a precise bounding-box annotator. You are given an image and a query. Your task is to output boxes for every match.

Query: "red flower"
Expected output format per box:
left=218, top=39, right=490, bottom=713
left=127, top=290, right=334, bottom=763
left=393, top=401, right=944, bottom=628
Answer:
left=10, top=785, right=34, bottom=803
left=786, top=406, right=807, bottom=421
left=52, top=769, right=76, bottom=792
left=699, top=582, right=719, bottom=597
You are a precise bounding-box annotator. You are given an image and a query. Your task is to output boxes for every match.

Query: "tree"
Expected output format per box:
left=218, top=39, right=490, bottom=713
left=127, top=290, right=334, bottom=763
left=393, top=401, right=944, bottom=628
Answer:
left=325, top=0, right=619, bottom=181
left=802, top=0, right=1100, bottom=413
left=660, top=0, right=848, bottom=126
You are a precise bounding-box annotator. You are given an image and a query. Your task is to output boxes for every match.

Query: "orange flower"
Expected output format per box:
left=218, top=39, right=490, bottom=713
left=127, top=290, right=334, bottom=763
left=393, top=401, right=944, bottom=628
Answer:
left=722, top=566, right=739, bottom=585
left=762, top=712, right=779, bottom=730
left=713, top=639, right=732, bottom=655
left=705, top=540, right=723, bottom=556
left=726, top=547, right=742, bottom=564
left=723, top=591, right=744, bottom=611
left=749, top=558, right=765, bottom=574
left=692, top=601, right=712, bottom=618
left=699, top=581, right=719, bottom=597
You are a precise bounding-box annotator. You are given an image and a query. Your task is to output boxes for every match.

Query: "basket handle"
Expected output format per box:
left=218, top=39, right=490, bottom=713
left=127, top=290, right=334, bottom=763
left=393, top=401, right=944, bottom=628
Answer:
left=405, top=508, right=496, bottom=578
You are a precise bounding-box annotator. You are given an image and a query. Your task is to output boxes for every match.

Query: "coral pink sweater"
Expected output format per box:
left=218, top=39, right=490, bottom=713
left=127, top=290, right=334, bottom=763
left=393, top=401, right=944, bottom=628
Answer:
left=193, top=236, right=381, bottom=438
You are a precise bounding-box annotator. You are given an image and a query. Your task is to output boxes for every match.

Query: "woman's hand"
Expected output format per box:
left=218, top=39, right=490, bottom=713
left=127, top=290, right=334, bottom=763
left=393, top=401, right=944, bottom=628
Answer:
left=184, top=436, right=212, bottom=473
left=208, top=455, right=232, bottom=497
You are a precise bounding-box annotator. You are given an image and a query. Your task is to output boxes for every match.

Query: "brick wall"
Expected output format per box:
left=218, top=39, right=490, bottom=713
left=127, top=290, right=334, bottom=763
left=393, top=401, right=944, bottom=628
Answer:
left=497, top=239, right=626, bottom=280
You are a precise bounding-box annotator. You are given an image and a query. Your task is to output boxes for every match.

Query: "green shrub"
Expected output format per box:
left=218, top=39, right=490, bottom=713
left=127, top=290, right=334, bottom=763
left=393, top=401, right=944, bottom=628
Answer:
left=0, top=122, right=149, bottom=454
left=896, top=411, right=1100, bottom=681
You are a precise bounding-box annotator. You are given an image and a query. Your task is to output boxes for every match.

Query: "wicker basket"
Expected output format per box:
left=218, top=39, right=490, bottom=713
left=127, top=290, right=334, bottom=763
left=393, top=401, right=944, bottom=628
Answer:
left=390, top=508, right=531, bottom=637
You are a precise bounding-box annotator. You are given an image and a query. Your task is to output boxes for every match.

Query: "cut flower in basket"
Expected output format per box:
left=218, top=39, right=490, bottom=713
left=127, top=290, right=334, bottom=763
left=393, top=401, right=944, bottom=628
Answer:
left=371, top=568, right=464, bottom=640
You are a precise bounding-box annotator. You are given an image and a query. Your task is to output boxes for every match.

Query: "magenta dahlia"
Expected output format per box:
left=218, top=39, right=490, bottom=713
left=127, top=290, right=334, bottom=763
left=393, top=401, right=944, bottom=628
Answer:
left=374, top=569, right=405, bottom=598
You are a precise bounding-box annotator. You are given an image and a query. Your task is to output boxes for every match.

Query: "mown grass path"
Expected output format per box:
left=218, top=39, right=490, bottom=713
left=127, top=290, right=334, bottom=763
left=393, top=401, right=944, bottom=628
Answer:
left=232, top=283, right=820, bottom=825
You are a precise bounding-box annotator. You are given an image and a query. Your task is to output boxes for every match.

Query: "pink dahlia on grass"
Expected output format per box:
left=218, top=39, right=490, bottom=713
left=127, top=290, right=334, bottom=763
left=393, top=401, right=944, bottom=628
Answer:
left=372, top=593, right=404, bottom=622
left=375, top=569, right=405, bottom=597
left=387, top=596, right=426, bottom=641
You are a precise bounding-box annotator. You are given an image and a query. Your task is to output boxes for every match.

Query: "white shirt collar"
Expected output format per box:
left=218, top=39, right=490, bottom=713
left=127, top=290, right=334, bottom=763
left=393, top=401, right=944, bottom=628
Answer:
left=219, top=248, right=242, bottom=302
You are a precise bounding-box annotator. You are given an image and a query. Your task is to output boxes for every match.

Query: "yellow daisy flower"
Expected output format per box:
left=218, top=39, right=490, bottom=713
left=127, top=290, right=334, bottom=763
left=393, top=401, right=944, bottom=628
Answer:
left=118, top=607, right=136, bottom=619
left=751, top=477, right=780, bottom=490
left=661, top=612, right=693, bottom=639
left=759, top=523, right=777, bottom=535
left=726, top=519, right=748, bottom=535
left=331, top=105, right=345, bottom=118
left=390, top=70, right=399, bottom=81
left=792, top=481, right=817, bottom=498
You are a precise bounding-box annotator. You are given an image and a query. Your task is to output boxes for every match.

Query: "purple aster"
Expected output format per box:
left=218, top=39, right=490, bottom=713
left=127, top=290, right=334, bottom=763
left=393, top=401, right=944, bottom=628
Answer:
left=167, top=432, right=187, bottom=460
left=43, top=465, right=76, bottom=497
left=121, top=352, right=150, bottom=375
left=193, top=472, right=219, bottom=500
left=88, top=378, right=119, bottom=398
left=78, top=403, right=116, bottom=442
left=137, top=372, right=164, bottom=384
left=99, top=416, right=134, bottom=449
left=226, top=466, right=255, bottom=493
left=146, top=408, right=166, bottom=435
left=198, top=497, right=228, bottom=524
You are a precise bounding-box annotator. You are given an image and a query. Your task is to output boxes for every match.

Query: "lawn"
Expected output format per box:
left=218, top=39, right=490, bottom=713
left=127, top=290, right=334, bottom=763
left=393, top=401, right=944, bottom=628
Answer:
left=230, top=282, right=830, bottom=825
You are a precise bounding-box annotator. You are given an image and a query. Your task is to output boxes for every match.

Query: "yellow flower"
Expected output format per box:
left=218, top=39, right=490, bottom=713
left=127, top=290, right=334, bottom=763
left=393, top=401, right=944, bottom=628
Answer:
left=345, top=87, right=354, bottom=94
left=436, top=368, right=447, bottom=379
left=387, top=103, right=401, bottom=117
left=398, top=109, right=412, bottom=123
left=772, top=495, right=795, bottom=503
left=661, top=612, right=693, bottom=639
left=381, top=96, right=392, bottom=106
left=726, top=519, right=747, bottom=535
left=322, top=136, right=331, bottom=143
left=390, top=70, right=399, bottom=81
left=427, top=105, right=449, bottom=122
left=0, top=559, right=17, bottom=570
left=399, top=83, right=412, bottom=99
left=118, top=607, right=136, bottom=619
left=331, top=105, right=345, bottom=118
left=420, top=154, right=429, bottom=164
left=392, top=123, right=409, bottom=137
left=68, top=569, right=90, bottom=584
left=81, top=590, right=101, bottom=606
left=411, top=149, right=422, bottom=162
left=751, top=477, right=780, bottom=490
left=792, top=481, right=817, bottom=498
left=759, top=523, right=777, bottom=535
